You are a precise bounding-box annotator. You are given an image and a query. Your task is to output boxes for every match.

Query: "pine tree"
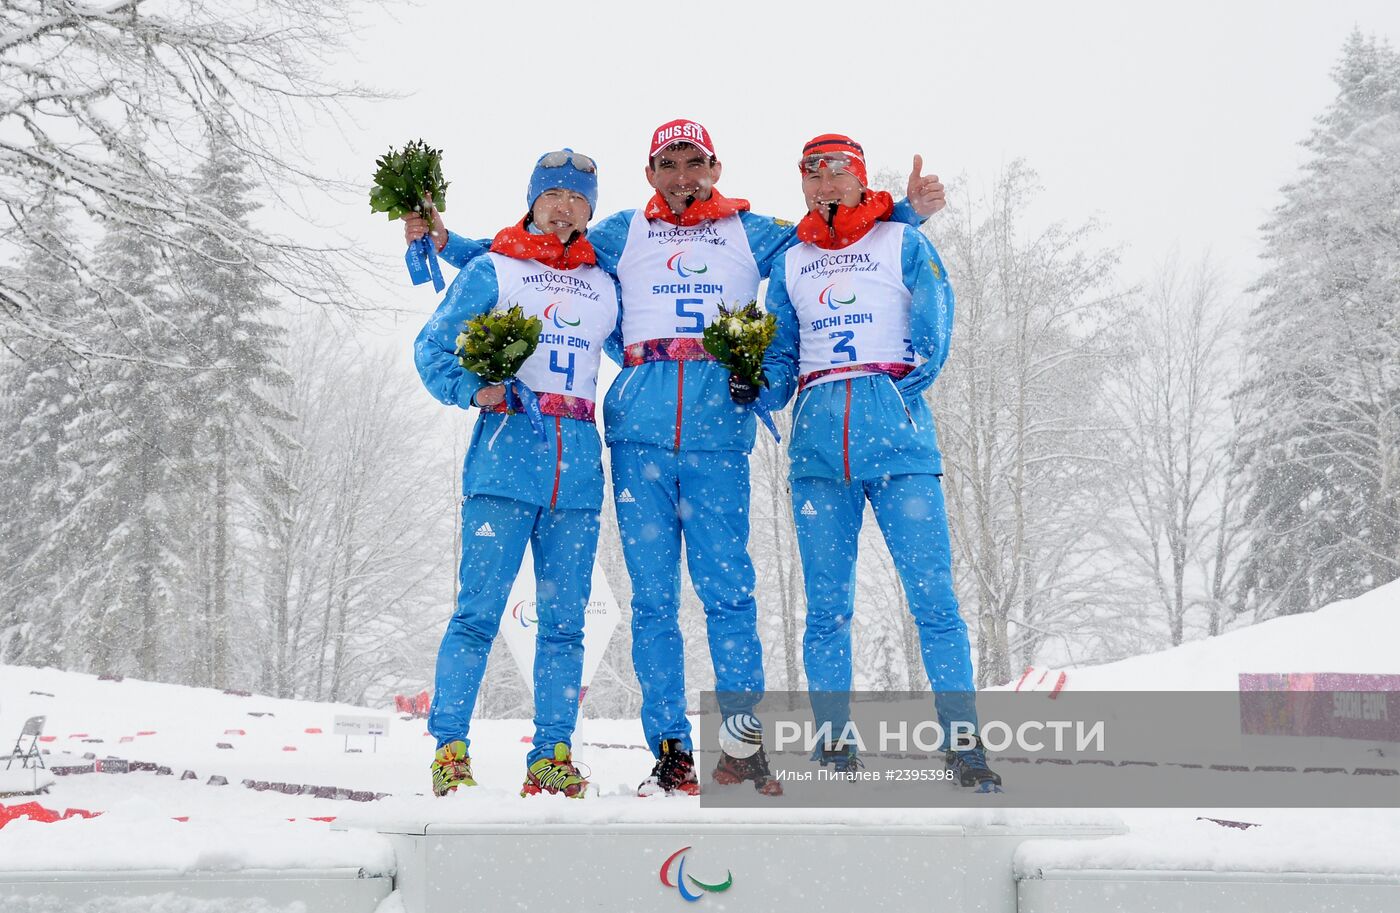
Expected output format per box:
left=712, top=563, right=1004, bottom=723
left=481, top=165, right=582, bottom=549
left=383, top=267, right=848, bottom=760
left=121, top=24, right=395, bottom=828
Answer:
left=1236, top=32, right=1400, bottom=616
left=65, top=207, right=191, bottom=678
left=0, top=203, right=87, bottom=666
left=170, top=137, right=293, bottom=688
left=1, top=0, right=368, bottom=353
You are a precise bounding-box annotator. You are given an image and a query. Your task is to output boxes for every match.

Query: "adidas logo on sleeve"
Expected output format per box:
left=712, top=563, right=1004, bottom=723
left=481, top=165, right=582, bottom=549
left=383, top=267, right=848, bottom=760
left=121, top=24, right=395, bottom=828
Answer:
left=474, top=523, right=496, bottom=538
left=800, top=501, right=817, bottom=517
left=617, top=488, right=636, bottom=504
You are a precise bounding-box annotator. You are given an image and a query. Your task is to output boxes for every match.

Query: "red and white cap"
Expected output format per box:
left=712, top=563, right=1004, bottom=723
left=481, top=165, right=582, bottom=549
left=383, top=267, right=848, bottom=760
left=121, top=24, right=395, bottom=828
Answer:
left=801, top=134, right=868, bottom=187
left=649, top=119, right=716, bottom=159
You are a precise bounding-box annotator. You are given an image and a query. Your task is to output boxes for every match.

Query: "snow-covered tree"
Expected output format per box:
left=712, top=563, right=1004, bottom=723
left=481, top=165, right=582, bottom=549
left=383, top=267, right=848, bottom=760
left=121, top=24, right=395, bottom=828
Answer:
left=246, top=329, right=451, bottom=705
left=924, top=164, right=1134, bottom=686
left=0, top=203, right=86, bottom=665
left=748, top=408, right=806, bottom=701
left=58, top=203, right=190, bottom=678
left=1236, top=31, right=1400, bottom=617
left=1106, top=254, right=1245, bottom=645
left=169, top=141, right=293, bottom=688
left=0, top=0, right=368, bottom=353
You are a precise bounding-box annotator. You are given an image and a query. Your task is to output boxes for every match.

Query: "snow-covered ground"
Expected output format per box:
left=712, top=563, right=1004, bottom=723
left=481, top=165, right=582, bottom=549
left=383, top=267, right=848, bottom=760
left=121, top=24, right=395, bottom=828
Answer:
left=1015, top=577, right=1400, bottom=691
left=1, top=580, right=1398, bottom=882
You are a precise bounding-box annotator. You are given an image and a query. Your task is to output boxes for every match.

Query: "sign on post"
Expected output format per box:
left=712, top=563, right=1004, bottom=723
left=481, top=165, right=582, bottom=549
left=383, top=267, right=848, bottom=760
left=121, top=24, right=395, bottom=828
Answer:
left=333, top=714, right=389, bottom=753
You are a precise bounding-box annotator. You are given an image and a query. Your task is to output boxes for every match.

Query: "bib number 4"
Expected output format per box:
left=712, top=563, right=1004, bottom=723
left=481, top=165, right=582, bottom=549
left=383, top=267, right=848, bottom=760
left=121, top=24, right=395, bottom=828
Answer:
left=549, top=350, right=576, bottom=391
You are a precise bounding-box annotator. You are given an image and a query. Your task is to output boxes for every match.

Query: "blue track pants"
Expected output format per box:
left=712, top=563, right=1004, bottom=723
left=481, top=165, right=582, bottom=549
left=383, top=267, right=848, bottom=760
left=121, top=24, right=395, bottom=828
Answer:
left=428, top=494, right=600, bottom=765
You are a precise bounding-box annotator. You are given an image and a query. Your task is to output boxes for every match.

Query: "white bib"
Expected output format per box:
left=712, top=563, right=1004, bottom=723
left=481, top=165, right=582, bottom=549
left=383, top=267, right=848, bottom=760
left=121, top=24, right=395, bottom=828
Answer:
left=783, top=221, right=914, bottom=385
left=488, top=253, right=619, bottom=401
left=615, top=210, right=761, bottom=345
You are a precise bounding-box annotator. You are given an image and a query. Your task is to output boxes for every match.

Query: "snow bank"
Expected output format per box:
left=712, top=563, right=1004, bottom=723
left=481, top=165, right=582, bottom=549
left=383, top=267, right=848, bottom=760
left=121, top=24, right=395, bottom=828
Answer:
left=1016, top=808, right=1400, bottom=876
left=1025, top=577, right=1400, bottom=691
left=0, top=810, right=393, bottom=875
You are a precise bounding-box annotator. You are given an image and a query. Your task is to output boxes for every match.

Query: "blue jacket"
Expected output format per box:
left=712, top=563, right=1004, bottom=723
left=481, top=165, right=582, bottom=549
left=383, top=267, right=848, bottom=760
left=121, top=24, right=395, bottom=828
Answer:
left=415, top=254, right=623, bottom=511
left=436, top=199, right=926, bottom=454
left=760, top=225, right=954, bottom=481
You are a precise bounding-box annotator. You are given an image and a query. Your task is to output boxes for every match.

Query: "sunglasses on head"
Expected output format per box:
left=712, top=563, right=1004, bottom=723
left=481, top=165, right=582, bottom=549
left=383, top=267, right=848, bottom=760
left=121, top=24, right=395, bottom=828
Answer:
left=538, top=150, right=597, bottom=173
left=800, top=152, right=860, bottom=176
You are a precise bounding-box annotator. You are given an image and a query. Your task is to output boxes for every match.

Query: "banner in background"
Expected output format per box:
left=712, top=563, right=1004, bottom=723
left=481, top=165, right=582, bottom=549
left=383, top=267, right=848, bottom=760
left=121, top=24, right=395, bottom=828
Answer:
left=498, top=554, right=620, bottom=703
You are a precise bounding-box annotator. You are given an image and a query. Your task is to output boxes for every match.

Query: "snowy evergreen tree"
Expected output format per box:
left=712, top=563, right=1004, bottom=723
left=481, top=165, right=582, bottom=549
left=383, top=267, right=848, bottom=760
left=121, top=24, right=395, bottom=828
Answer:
left=0, top=0, right=369, bottom=354
left=1236, top=32, right=1400, bottom=617
left=0, top=203, right=86, bottom=666
left=64, top=206, right=191, bottom=678
left=169, top=140, right=293, bottom=688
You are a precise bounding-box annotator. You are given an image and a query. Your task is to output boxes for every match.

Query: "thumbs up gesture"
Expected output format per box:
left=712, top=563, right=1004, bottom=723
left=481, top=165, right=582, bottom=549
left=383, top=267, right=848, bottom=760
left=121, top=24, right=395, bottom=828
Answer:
left=907, top=155, right=946, bottom=217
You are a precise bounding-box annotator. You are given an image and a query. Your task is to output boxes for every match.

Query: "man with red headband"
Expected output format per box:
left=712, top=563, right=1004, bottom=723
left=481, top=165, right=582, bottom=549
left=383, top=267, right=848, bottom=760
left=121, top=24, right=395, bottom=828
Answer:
left=759, top=134, right=1002, bottom=792
left=404, top=121, right=946, bottom=798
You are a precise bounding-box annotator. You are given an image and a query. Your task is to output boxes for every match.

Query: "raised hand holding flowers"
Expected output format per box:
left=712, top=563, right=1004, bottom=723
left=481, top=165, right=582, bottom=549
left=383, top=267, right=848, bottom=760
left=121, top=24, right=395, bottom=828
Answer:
left=370, top=139, right=450, bottom=291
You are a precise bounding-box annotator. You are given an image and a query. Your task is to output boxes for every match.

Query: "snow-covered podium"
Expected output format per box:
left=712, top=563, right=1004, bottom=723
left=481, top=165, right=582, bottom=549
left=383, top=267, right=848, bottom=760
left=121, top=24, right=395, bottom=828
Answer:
left=348, top=802, right=1123, bottom=913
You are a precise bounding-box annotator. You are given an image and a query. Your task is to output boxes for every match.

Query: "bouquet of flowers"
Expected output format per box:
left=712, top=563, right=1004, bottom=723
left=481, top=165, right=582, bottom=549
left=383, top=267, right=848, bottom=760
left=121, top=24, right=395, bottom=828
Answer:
left=702, top=300, right=781, bottom=440
left=703, top=300, right=776, bottom=388
left=455, top=304, right=542, bottom=382
left=370, top=139, right=450, bottom=291
left=455, top=305, right=547, bottom=436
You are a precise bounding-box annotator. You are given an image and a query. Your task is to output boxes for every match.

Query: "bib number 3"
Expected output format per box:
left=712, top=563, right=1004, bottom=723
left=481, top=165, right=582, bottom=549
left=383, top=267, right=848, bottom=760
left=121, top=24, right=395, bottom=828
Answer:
left=830, top=329, right=858, bottom=363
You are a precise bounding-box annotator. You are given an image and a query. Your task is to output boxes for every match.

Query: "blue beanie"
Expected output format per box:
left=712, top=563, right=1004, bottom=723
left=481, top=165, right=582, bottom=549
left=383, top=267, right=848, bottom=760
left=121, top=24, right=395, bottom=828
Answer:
left=527, top=149, right=598, bottom=217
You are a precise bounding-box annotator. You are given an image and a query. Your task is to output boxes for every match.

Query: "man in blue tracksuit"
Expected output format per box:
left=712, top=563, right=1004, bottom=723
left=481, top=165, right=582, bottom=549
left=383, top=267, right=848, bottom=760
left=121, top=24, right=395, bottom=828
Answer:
left=415, top=150, right=621, bottom=799
left=406, top=120, right=945, bottom=796
left=760, top=134, right=1001, bottom=790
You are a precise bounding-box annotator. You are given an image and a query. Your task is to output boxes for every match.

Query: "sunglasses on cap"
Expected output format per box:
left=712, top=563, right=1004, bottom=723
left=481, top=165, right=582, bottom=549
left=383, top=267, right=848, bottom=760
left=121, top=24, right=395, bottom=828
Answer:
left=538, top=150, right=597, bottom=173
left=800, top=152, right=862, bottom=176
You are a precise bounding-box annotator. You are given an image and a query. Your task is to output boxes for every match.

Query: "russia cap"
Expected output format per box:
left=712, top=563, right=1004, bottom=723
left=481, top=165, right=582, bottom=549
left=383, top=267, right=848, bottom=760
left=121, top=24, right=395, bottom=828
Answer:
left=649, top=119, right=716, bottom=159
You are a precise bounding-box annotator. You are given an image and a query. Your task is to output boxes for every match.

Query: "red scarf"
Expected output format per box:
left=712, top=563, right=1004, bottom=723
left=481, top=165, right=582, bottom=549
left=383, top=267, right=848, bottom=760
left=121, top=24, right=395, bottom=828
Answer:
left=796, top=190, right=895, bottom=250
left=644, top=188, right=750, bottom=226
left=489, top=219, right=597, bottom=270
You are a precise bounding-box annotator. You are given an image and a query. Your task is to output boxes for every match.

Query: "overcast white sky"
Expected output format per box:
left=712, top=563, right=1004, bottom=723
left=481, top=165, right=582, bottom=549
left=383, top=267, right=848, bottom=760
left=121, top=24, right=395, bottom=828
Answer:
left=303, top=0, right=1398, bottom=358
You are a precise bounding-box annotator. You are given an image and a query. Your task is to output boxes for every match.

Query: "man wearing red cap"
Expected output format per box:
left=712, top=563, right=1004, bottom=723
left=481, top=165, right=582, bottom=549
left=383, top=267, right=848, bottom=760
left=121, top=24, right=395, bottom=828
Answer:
left=759, top=134, right=1002, bottom=792
left=403, top=120, right=946, bottom=798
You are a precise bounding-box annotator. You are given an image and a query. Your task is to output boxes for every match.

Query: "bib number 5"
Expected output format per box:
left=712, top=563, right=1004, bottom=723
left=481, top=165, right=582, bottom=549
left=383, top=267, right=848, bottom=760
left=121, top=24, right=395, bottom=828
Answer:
left=675, top=298, right=705, bottom=334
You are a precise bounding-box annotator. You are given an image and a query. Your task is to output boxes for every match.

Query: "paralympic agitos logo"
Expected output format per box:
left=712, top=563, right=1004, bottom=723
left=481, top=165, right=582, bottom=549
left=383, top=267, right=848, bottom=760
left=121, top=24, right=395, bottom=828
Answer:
left=543, top=301, right=581, bottom=329
left=510, top=600, right=537, bottom=628
left=665, top=251, right=708, bottom=278
left=659, top=846, right=733, bottom=903
left=818, top=283, right=856, bottom=310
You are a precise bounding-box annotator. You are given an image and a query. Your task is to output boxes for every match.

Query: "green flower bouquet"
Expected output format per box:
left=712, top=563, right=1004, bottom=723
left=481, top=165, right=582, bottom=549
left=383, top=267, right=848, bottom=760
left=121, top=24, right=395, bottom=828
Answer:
left=455, top=304, right=543, bottom=383
left=371, top=139, right=450, bottom=290
left=702, top=300, right=780, bottom=440
left=702, top=300, right=777, bottom=389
